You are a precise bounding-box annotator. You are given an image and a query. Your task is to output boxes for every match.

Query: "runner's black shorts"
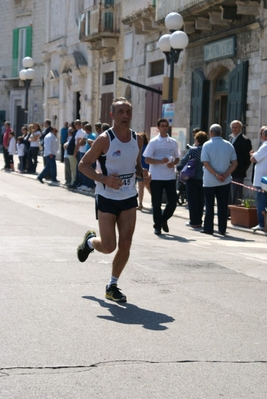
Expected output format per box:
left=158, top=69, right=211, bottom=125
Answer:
left=95, top=194, right=138, bottom=219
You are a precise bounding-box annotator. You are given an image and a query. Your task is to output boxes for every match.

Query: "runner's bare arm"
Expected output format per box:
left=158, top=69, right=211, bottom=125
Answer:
left=79, top=133, right=123, bottom=189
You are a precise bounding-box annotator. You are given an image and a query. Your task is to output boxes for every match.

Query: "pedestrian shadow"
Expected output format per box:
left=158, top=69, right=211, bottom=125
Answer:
left=156, top=234, right=196, bottom=243
left=215, top=234, right=255, bottom=242
left=82, top=296, right=175, bottom=331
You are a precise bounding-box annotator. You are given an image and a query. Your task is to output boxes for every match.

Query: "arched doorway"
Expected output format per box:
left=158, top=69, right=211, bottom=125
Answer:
left=214, top=71, right=229, bottom=138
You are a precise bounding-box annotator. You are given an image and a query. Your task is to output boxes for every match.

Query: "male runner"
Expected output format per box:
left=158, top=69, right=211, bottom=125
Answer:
left=77, top=97, right=150, bottom=302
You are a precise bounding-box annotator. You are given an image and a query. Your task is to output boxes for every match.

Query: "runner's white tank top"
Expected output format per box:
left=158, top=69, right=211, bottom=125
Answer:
left=95, top=129, right=139, bottom=200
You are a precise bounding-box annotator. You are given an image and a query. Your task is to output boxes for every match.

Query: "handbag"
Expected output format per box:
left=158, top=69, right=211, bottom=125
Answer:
left=179, top=158, right=196, bottom=183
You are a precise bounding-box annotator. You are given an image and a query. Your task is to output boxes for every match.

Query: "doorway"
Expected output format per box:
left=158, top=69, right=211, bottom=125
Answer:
left=213, top=71, right=229, bottom=138
left=16, top=105, right=27, bottom=136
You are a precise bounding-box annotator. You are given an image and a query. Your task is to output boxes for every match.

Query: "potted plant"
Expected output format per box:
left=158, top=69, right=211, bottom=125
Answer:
left=228, top=197, right=258, bottom=228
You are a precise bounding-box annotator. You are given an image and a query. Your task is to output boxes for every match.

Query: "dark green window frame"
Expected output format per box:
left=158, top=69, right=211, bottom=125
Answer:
left=12, top=26, right=32, bottom=77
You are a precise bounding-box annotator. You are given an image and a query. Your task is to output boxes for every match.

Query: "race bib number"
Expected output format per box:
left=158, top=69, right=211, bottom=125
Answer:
left=118, top=173, right=134, bottom=191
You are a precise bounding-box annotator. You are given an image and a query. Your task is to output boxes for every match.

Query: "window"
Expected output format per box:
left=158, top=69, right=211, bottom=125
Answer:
left=103, top=71, right=114, bottom=85
left=85, top=11, right=90, bottom=36
left=124, top=32, right=133, bottom=60
left=149, top=60, right=164, bottom=77
left=12, top=27, right=32, bottom=77
left=215, top=71, right=229, bottom=92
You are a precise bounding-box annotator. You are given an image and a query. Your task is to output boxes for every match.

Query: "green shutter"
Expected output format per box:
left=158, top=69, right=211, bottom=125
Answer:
left=190, top=70, right=210, bottom=141
left=226, top=60, right=249, bottom=136
left=12, top=28, right=19, bottom=77
left=25, top=26, right=32, bottom=57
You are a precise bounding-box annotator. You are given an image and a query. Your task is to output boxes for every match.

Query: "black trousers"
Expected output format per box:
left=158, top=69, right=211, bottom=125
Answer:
left=186, top=178, right=204, bottom=225
left=150, top=179, right=177, bottom=230
left=3, top=147, right=10, bottom=169
left=204, top=184, right=230, bottom=234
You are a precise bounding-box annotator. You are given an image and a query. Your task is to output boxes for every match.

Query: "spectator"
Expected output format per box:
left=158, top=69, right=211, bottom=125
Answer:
left=60, top=122, right=68, bottom=162
left=229, top=120, right=252, bottom=204
left=66, top=124, right=77, bottom=188
left=22, top=125, right=31, bottom=172
left=137, top=132, right=151, bottom=210
left=250, top=127, right=267, bottom=231
left=101, top=122, right=110, bottom=133
left=186, top=127, right=201, bottom=149
left=37, top=127, right=59, bottom=184
left=94, top=122, right=102, bottom=135
left=144, top=118, right=180, bottom=235
left=178, top=130, right=208, bottom=227
left=28, top=122, right=41, bottom=173
left=16, top=136, right=25, bottom=173
left=8, top=130, right=16, bottom=171
left=2, top=121, right=12, bottom=170
left=84, top=124, right=97, bottom=152
left=63, top=128, right=72, bottom=186
left=73, top=119, right=87, bottom=188
left=201, top=124, right=237, bottom=236
left=78, top=123, right=97, bottom=191
left=0, top=120, right=5, bottom=146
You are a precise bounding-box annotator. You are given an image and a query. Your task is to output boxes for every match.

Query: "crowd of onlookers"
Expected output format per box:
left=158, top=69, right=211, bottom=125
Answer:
left=1, top=117, right=267, bottom=234
left=0, top=118, right=110, bottom=190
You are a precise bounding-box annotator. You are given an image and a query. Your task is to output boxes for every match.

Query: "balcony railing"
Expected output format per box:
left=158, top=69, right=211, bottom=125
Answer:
left=79, top=3, right=120, bottom=42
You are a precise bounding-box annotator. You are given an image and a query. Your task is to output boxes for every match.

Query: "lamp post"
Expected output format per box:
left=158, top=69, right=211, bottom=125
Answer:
left=158, top=12, right=189, bottom=105
left=19, top=57, right=35, bottom=119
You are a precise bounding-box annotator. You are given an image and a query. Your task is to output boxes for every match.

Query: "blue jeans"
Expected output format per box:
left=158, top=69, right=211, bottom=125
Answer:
left=150, top=179, right=177, bottom=230
left=204, top=184, right=230, bottom=234
left=38, top=155, right=57, bottom=181
left=256, top=187, right=267, bottom=227
left=28, top=146, right=39, bottom=173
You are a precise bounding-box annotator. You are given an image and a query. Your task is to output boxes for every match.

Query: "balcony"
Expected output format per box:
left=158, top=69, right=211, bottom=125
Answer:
left=79, top=3, right=120, bottom=49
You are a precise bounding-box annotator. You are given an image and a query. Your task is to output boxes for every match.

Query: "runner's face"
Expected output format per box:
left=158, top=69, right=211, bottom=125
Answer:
left=111, top=102, right=132, bottom=129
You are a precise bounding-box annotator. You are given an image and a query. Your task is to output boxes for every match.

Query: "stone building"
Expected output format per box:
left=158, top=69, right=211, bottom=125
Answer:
left=1, top=0, right=266, bottom=160
left=155, top=0, right=267, bottom=154
left=0, top=0, right=46, bottom=134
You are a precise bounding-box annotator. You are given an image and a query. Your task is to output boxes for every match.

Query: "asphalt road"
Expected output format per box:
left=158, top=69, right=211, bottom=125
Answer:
left=1, top=159, right=267, bottom=399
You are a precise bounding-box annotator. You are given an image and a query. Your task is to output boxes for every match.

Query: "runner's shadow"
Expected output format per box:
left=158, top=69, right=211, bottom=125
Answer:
left=82, top=296, right=175, bottom=331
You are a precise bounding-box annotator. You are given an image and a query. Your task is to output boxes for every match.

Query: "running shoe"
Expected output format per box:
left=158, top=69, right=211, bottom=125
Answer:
left=105, top=284, right=127, bottom=303
left=77, top=230, right=96, bottom=262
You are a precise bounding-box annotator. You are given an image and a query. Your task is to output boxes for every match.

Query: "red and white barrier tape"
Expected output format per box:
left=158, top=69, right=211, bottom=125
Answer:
left=231, top=180, right=266, bottom=193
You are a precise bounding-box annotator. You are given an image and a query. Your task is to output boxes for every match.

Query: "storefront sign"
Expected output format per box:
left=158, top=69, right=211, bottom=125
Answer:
left=162, top=103, right=175, bottom=126
left=204, top=36, right=236, bottom=62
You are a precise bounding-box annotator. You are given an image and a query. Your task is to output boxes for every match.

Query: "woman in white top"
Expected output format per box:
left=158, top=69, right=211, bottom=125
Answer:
left=28, top=122, right=41, bottom=173
left=8, top=131, right=16, bottom=171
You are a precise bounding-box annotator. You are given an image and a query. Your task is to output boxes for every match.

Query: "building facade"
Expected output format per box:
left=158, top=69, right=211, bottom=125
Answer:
left=155, top=0, right=267, bottom=153
left=0, top=0, right=46, bottom=134
left=1, top=0, right=266, bottom=161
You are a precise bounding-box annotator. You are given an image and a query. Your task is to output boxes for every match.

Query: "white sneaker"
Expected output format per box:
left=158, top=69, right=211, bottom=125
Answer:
left=252, top=224, right=264, bottom=231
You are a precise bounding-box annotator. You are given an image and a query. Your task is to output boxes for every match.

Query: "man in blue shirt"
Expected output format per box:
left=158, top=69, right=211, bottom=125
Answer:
left=201, top=124, right=237, bottom=235
left=60, top=122, right=69, bottom=162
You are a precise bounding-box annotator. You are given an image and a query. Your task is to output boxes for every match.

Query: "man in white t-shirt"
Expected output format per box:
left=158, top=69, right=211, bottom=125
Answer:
left=73, top=119, right=87, bottom=188
left=143, top=118, right=180, bottom=235
left=250, top=127, right=267, bottom=231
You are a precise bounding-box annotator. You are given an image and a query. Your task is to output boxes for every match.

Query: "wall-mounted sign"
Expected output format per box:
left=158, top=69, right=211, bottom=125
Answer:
left=204, top=36, right=236, bottom=62
left=162, top=103, right=175, bottom=126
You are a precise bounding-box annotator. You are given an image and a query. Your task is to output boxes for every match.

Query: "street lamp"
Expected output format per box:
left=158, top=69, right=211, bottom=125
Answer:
left=158, top=12, right=189, bottom=104
left=19, top=57, right=35, bottom=116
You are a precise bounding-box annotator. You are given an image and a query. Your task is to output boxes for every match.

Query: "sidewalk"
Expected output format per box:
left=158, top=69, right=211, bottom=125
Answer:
left=1, top=152, right=265, bottom=236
